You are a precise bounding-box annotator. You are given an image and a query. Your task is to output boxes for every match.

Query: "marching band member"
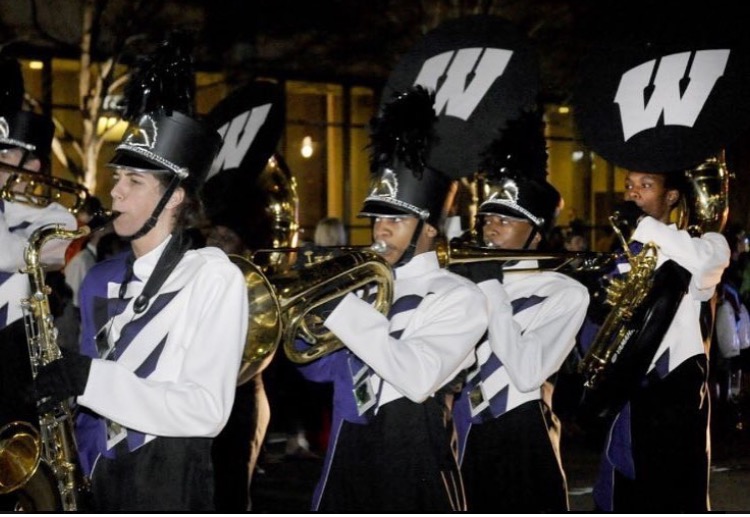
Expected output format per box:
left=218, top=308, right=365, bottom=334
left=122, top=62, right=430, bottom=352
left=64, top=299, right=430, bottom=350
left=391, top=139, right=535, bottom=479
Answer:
left=30, top=110, right=248, bottom=511
left=589, top=167, right=729, bottom=511
left=0, top=104, right=77, bottom=429
left=571, top=27, right=741, bottom=509
left=451, top=111, right=590, bottom=512
left=295, top=86, right=488, bottom=512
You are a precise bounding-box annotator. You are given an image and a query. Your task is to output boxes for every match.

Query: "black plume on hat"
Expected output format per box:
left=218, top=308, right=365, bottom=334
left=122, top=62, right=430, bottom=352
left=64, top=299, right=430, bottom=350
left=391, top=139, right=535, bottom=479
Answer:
left=0, top=110, right=54, bottom=160
left=479, top=109, right=548, bottom=182
left=477, top=110, right=560, bottom=233
left=110, top=32, right=219, bottom=189
left=122, top=30, right=196, bottom=122
left=0, top=58, right=24, bottom=116
left=360, top=85, right=452, bottom=228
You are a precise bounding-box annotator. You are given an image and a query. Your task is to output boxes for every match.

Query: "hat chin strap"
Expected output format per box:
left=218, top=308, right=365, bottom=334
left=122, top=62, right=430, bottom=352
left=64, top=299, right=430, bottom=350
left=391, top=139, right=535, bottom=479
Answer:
left=395, top=219, right=424, bottom=268
left=521, top=226, right=539, bottom=250
left=122, top=174, right=182, bottom=242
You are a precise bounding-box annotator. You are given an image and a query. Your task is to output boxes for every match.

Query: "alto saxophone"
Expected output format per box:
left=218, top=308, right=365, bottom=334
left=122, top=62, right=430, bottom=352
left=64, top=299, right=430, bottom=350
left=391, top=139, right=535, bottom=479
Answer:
left=0, top=211, right=115, bottom=510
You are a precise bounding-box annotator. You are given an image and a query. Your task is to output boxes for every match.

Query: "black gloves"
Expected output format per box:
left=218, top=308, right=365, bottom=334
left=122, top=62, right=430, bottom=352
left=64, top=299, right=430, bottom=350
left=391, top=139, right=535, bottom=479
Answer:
left=32, top=351, right=92, bottom=405
left=449, top=261, right=504, bottom=285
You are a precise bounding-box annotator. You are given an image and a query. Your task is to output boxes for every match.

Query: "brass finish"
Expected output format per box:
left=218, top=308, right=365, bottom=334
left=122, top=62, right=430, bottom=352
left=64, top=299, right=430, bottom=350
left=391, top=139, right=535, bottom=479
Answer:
left=0, top=164, right=89, bottom=214
left=434, top=237, right=614, bottom=273
left=232, top=248, right=394, bottom=369
left=578, top=217, right=659, bottom=389
left=2, top=213, right=116, bottom=509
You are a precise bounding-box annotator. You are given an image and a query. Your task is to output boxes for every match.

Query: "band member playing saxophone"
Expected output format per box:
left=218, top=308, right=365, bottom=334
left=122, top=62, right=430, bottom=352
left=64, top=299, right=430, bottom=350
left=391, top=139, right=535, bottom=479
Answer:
left=572, top=30, right=738, bottom=511
left=27, top=39, right=248, bottom=511
left=451, top=110, right=590, bottom=512
left=0, top=92, right=77, bottom=434
left=294, top=86, right=488, bottom=512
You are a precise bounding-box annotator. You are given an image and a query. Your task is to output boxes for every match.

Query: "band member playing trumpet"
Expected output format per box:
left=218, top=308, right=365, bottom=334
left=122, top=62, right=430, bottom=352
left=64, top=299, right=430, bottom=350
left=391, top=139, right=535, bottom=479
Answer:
left=0, top=105, right=77, bottom=433
left=27, top=108, right=248, bottom=511
left=295, top=86, right=488, bottom=512
left=451, top=110, right=590, bottom=512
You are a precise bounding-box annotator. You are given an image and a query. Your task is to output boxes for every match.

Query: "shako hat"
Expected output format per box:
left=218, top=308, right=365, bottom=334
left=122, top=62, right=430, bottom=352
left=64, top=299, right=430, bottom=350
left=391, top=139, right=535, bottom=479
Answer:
left=0, top=110, right=54, bottom=160
left=359, top=85, right=452, bottom=228
left=108, top=110, right=221, bottom=190
left=477, top=110, right=560, bottom=233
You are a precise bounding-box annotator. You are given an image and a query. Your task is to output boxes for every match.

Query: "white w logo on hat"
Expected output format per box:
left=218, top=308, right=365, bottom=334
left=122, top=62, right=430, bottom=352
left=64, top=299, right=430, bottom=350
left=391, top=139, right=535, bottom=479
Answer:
left=413, top=47, right=513, bottom=121
left=615, top=49, right=730, bottom=141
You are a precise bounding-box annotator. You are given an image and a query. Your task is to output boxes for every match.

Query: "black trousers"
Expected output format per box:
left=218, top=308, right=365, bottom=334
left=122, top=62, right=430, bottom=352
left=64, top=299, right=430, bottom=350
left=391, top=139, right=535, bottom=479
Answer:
left=461, top=399, right=569, bottom=512
left=90, top=436, right=215, bottom=511
left=318, top=397, right=464, bottom=512
left=611, top=355, right=710, bottom=512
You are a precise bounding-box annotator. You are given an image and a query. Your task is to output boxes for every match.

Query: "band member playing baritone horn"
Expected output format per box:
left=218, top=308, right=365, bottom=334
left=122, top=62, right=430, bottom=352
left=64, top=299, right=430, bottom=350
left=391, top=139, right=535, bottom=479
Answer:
left=295, top=86, right=488, bottom=512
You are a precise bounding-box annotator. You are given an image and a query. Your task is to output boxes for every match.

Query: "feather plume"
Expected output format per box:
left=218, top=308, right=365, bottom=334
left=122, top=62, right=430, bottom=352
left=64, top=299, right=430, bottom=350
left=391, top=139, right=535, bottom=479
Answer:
left=368, top=85, right=437, bottom=179
left=122, top=30, right=196, bottom=122
left=0, top=58, right=24, bottom=116
left=479, top=109, right=548, bottom=182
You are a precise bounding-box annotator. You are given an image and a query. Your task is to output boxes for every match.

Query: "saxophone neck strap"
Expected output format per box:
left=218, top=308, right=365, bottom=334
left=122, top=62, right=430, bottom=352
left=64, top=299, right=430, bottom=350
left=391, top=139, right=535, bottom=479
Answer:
left=118, top=231, right=193, bottom=314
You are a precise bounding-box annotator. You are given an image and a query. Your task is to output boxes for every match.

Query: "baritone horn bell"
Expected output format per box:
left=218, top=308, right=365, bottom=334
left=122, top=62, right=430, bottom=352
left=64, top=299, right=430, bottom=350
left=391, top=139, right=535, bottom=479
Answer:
left=231, top=247, right=394, bottom=380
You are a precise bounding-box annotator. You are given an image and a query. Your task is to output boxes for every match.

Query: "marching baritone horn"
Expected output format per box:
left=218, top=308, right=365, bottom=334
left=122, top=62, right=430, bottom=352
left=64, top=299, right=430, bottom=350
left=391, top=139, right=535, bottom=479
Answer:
left=231, top=243, right=393, bottom=376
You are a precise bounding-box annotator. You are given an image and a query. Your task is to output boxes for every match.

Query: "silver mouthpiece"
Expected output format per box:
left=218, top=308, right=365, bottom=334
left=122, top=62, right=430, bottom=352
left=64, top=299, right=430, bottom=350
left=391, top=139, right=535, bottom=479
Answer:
left=370, top=240, right=388, bottom=254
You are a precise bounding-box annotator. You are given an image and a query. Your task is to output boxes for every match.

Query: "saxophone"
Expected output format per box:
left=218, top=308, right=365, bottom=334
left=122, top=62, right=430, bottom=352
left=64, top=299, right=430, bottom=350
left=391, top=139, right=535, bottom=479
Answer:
left=578, top=157, right=728, bottom=418
left=0, top=212, right=115, bottom=510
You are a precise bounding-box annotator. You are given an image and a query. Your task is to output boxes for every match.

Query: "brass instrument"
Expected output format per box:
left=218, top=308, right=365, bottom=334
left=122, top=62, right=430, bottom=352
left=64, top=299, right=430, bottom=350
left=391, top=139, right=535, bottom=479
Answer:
left=435, top=236, right=614, bottom=273
left=233, top=246, right=393, bottom=372
left=578, top=217, right=658, bottom=389
left=578, top=155, right=729, bottom=407
left=0, top=211, right=116, bottom=510
left=0, top=163, right=89, bottom=214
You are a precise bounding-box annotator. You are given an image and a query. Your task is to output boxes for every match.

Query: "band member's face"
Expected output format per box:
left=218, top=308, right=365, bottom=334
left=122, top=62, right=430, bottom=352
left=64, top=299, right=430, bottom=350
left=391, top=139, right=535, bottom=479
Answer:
left=624, top=171, right=677, bottom=223
left=109, top=168, right=165, bottom=236
left=372, top=215, right=433, bottom=266
left=0, top=148, right=39, bottom=187
left=482, top=214, right=537, bottom=250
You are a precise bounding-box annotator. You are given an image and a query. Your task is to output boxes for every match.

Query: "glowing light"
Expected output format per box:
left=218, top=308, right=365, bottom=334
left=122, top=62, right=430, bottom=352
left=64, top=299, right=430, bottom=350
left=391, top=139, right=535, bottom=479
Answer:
left=29, top=61, right=44, bottom=70
left=301, top=136, right=313, bottom=158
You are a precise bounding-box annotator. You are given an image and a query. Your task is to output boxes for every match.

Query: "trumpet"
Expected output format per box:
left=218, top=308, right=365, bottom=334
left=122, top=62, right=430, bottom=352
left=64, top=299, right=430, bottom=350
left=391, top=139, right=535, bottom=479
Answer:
left=0, top=164, right=89, bottom=214
left=435, top=237, right=616, bottom=273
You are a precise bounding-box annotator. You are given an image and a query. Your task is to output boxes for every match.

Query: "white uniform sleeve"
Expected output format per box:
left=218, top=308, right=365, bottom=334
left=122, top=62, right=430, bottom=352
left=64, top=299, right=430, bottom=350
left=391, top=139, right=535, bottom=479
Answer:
left=479, top=277, right=589, bottom=392
left=631, top=217, right=730, bottom=301
left=325, top=283, right=487, bottom=403
left=78, top=261, right=248, bottom=437
left=0, top=202, right=77, bottom=272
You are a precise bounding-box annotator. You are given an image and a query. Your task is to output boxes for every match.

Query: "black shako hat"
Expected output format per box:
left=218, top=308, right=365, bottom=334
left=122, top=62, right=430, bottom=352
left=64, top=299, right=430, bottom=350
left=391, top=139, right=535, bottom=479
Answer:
left=0, top=110, right=54, bottom=160
left=478, top=175, right=561, bottom=234
left=108, top=110, right=221, bottom=190
left=477, top=110, right=560, bottom=233
left=359, top=86, right=452, bottom=228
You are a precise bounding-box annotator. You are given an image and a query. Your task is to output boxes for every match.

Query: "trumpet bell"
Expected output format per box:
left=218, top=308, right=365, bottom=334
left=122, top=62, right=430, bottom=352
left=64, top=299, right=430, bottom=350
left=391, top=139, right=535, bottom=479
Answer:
left=0, top=168, right=88, bottom=214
